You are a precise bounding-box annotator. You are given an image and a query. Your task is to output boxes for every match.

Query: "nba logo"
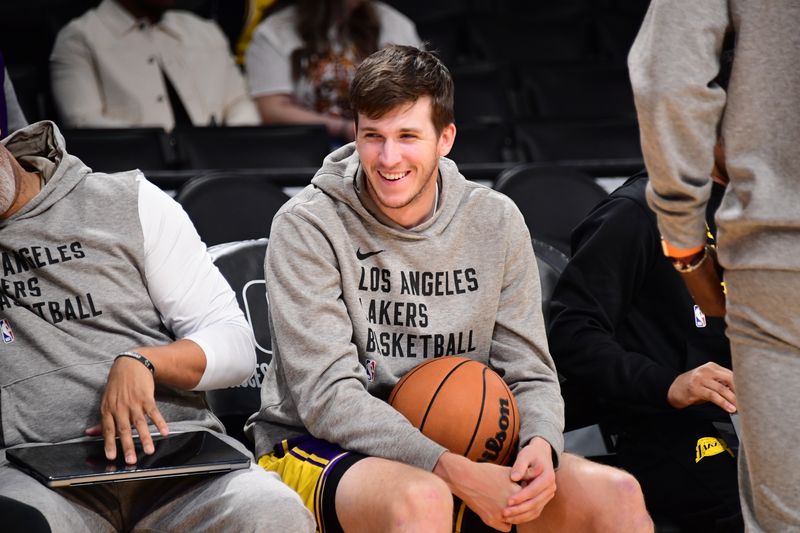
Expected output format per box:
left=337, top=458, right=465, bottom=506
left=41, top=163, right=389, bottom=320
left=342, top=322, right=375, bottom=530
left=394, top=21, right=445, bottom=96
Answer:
left=365, top=359, right=377, bottom=382
left=0, top=319, right=14, bottom=343
left=693, top=305, right=707, bottom=328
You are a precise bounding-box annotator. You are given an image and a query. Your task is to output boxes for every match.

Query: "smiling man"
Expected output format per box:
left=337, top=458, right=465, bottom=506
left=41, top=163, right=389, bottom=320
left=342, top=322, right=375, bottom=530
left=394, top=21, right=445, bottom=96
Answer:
left=249, top=45, right=653, bottom=533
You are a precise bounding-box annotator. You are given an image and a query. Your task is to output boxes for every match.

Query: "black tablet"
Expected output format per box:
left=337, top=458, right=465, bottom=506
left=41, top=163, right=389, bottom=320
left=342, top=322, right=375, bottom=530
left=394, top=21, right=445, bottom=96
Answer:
left=6, top=431, right=251, bottom=487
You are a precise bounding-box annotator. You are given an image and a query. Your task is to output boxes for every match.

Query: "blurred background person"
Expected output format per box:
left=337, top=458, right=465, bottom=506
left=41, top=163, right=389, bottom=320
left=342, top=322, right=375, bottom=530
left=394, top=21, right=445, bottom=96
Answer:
left=50, top=0, right=259, bottom=131
left=245, top=0, right=420, bottom=142
left=549, top=168, right=741, bottom=531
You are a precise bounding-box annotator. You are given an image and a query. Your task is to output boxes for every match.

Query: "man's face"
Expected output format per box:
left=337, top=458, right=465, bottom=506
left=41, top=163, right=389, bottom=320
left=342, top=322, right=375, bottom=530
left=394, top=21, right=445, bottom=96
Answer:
left=356, top=97, right=455, bottom=227
left=0, top=145, right=18, bottom=216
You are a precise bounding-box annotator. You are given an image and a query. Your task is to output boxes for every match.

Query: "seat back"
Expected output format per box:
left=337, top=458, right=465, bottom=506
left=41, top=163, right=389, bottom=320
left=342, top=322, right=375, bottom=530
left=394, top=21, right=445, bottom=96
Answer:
left=519, top=64, right=635, bottom=120
left=515, top=119, right=642, bottom=160
left=61, top=127, right=175, bottom=172
left=448, top=122, right=514, bottom=164
left=7, top=63, right=52, bottom=123
left=514, top=119, right=643, bottom=176
left=174, top=125, right=329, bottom=170
left=469, top=16, right=595, bottom=64
left=452, top=63, right=514, bottom=125
left=495, top=165, right=608, bottom=255
left=530, top=239, right=617, bottom=458
left=175, top=172, right=291, bottom=246
left=532, top=238, right=569, bottom=324
left=206, top=238, right=270, bottom=446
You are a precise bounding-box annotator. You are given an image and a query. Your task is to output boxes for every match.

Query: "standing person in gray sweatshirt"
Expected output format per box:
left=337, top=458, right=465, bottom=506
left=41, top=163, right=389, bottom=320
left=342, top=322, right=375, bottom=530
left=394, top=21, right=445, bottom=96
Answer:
left=629, top=1, right=800, bottom=531
left=0, top=121, right=314, bottom=532
left=248, top=44, right=653, bottom=533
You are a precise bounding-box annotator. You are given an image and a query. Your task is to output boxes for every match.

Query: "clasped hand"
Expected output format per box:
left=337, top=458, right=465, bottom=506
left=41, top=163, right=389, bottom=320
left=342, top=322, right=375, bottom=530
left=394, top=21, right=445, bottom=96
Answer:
left=86, top=355, right=169, bottom=464
left=459, top=437, right=556, bottom=531
left=504, top=437, right=557, bottom=524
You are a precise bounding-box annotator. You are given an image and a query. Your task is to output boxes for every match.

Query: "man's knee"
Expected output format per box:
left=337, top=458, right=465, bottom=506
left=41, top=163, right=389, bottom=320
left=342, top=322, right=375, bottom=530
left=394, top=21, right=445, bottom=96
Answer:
left=556, top=455, right=653, bottom=532
left=251, top=487, right=315, bottom=531
left=592, top=465, right=653, bottom=531
left=387, top=472, right=453, bottom=527
left=605, top=467, right=645, bottom=504
left=221, top=468, right=315, bottom=531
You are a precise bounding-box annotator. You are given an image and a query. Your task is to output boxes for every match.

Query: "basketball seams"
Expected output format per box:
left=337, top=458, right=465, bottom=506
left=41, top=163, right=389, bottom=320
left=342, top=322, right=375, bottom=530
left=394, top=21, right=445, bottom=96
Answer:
left=496, top=379, right=519, bottom=466
left=463, top=366, right=488, bottom=459
left=389, top=357, right=521, bottom=466
left=418, top=359, right=473, bottom=434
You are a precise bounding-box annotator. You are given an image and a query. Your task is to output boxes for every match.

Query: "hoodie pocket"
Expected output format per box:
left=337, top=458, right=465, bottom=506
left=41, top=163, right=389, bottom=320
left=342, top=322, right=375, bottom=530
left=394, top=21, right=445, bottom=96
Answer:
left=1, top=361, right=110, bottom=447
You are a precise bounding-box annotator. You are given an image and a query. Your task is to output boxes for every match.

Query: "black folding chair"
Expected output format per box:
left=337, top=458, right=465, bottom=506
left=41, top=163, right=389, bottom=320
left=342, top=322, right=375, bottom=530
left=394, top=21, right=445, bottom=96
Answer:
left=532, top=238, right=569, bottom=324
left=514, top=119, right=643, bottom=176
left=61, top=127, right=175, bottom=173
left=518, top=64, right=636, bottom=120
left=206, top=238, right=271, bottom=448
left=175, top=172, right=291, bottom=246
left=449, top=122, right=515, bottom=164
left=495, top=165, right=608, bottom=255
left=174, top=125, right=329, bottom=170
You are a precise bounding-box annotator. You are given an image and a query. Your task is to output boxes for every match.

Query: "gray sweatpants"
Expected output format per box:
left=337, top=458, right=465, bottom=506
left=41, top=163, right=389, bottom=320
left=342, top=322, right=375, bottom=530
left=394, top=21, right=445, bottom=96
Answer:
left=726, top=270, right=800, bottom=532
left=0, top=442, right=314, bottom=532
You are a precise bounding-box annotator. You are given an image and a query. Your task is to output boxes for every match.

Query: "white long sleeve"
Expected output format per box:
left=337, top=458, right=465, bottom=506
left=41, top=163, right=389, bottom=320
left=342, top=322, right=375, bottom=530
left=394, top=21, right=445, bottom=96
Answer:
left=137, top=176, right=256, bottom=390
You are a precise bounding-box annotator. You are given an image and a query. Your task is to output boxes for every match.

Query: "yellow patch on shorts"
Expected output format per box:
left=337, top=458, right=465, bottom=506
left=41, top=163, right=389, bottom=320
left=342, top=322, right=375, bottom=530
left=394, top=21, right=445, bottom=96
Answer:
left=695, top=437, right=734, bottom=463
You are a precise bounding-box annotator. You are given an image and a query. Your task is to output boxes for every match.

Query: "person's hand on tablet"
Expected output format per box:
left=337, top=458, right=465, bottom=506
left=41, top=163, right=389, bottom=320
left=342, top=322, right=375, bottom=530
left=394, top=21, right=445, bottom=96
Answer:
left=86, top=352, right=169, bottom=464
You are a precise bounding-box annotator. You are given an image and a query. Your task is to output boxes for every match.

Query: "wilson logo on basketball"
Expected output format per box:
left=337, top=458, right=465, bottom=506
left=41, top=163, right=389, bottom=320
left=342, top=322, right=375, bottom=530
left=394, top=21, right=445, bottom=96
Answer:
left=479, top=398, right=511, bottom=463
left=388, top=356, right=520, bottom=466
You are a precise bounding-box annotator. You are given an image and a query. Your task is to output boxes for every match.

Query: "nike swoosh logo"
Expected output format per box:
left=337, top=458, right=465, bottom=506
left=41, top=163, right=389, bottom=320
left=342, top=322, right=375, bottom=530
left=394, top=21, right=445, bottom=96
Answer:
left=356, top=248, right=384, bottom=260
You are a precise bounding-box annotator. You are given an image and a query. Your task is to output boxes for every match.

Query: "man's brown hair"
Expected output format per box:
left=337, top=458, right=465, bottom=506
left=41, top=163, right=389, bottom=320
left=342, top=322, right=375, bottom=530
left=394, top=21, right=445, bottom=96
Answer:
left=350, top=45, right=454, bottom=135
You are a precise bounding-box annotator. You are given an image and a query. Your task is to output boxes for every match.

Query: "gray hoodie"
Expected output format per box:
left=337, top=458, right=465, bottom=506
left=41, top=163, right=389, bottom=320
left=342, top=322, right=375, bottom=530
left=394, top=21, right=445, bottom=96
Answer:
left=0, top=121, right=222, bottom=455
left=247, top=144, right=564, bottom=471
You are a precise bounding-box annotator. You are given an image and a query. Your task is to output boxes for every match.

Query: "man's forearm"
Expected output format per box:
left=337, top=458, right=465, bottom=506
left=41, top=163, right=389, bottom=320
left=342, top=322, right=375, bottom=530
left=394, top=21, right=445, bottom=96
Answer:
left=132, top=338, right=207, bottom=390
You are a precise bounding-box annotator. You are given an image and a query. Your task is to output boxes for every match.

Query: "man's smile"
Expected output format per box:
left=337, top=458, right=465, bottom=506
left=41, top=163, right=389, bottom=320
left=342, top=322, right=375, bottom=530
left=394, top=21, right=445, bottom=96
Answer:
left=378, top=170, right=409, bottom=181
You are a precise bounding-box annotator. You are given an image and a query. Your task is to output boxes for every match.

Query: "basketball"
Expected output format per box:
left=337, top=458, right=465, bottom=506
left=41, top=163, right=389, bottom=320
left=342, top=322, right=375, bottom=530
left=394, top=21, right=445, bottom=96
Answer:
left=388, top=356, right=520, bottom=465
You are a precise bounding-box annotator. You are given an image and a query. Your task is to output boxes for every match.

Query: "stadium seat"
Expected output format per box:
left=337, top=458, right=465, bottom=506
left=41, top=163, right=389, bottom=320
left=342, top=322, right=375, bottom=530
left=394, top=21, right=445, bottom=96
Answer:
left=494, top=165, right=608, bottom=255
left=61, top=127, right=176, bottom=173
left=594, top=14, right=646, bottom=63
left=0, top=0, right=76, bottom=66
left=493, top=0, right=589, bottom=19
left=518, top=64, right=635, bottom=120
left=514, top=119, right=643, bottom=176
left=381, top=0, right=468, bottom=24
left=468, top=16, right=595, bottom=65
left=448, top=122, right=514, bottom=165
left=452, top=63, right=515, bottom=124
left=416, top=19, right=465, bottom=67
left=174, top=124, right=329, bottom=170
left=175, top=172, right=290, bottom=246
left=530, top=236, right=613, bottom=453
left=6, top=63, right=51, bottom=123
left=206, top=238, right=270, bottom=447
left=532, top=238, right=568, bottom=324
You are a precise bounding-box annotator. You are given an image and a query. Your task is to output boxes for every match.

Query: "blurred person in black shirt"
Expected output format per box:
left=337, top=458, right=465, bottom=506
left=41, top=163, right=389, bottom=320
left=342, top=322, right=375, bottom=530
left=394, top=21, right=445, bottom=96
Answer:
left=548, top=168, right=742, bottom=532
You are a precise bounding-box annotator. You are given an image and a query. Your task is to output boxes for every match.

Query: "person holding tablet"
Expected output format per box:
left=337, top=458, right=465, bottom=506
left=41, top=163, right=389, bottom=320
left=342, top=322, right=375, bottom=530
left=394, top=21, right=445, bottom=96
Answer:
left=0, top=120, right=313, bottom=532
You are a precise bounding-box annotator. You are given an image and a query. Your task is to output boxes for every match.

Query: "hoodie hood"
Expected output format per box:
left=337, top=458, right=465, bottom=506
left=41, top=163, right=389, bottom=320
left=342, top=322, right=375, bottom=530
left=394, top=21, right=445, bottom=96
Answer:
left=310, top=142, right=468, bottom=237
left=0, top=121, right=91, bottom=225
